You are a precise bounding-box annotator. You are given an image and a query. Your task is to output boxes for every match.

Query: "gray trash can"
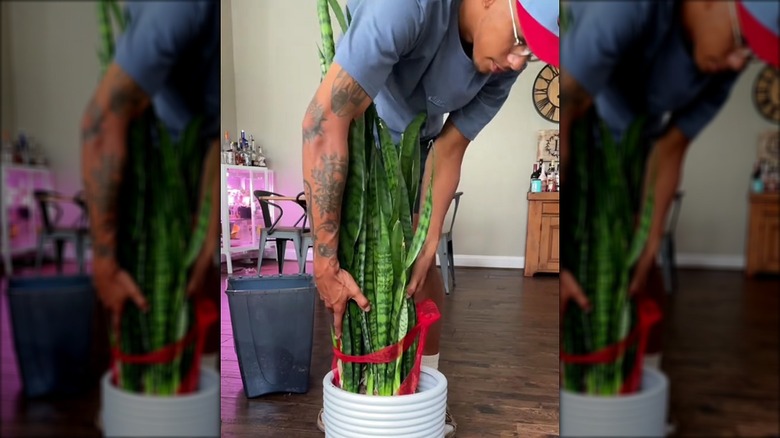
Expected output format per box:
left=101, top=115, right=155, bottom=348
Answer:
left=226, top=274, right=317, bottom=398
left=6, top=275, right=95, bottom=398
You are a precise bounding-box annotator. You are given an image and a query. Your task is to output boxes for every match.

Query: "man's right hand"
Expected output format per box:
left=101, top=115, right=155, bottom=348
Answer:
left=314, top=261, right=371, bottom=339
left=93, top=257, right=149, bottom=330
left=560, top=268, right=591, bottom=316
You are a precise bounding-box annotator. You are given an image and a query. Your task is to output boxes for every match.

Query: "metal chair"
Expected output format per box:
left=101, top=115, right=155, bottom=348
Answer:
left=438, top=191, right=463, bottom=295
left=253, top=190, right=309, bottom=274
left=294, top=192, right=315, bottom=273
left=659, top=191, right=684, bottom=294
left=33, top=190, right=89, bottom=274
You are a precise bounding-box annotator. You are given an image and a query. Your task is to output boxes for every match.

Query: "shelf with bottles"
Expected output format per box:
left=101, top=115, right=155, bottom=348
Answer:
left=2, top=130, right=49, bottom=167
left=221, top=129, right=268, bottom=168
left=750, top=161, right=779, bottom=193
left=528, top=158, right=560, bottom=193
left=751, top=130, right=779, bottom=194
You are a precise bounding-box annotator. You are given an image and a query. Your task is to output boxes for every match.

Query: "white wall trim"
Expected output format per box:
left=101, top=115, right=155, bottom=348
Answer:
left=269, top=248, right=527, bottom=269
left=674, top=253, right=745, bottom=270
left=256, top=249, right=746, bottom=271
left=451, top=255, right=525, bottom=269
left=66, top=247, right=743, bottom=272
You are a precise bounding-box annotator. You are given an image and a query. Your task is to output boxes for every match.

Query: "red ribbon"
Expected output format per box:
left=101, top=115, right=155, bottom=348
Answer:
left=560, top=296, right=662, bottom=394
left=331, top=299, right=441, bottom=395
left=110, top=297, right=219, bottom=394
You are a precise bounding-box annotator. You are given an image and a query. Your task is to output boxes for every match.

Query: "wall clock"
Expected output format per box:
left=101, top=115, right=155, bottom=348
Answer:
left=532, top=64, right=560, bottom=123
left=753, top=66, right=780, bottom=123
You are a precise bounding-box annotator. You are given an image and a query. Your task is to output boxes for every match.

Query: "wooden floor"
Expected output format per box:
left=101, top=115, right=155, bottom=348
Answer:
left=2, top=257, right=777, bottom=437
left=220, top=261, right=561, bottom=438
left=661, top=270, right=779, bottom=437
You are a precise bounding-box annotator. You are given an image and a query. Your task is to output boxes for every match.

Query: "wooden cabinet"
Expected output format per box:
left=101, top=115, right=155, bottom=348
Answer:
left=524, top=192, right=559, bottom=277
left=746, top=192, right=780, bottom=277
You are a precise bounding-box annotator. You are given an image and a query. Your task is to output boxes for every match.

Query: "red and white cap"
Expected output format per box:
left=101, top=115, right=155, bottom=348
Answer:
left=515, top=0, right=559, bottom=67
left=736, top=0, right=779, bottom=68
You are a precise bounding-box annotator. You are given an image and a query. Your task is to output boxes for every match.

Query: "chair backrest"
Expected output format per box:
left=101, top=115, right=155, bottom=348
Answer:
left=443, top=191, right=464, bottom=235
left=253, top=190, right=284, bottom=232
left=33, top=190, right=63, bottom=233
left=72, top=190, right=89, bottom=228
left=665, top=191, right=684, bottom=234
left=293, top=191, right=309, bottom=229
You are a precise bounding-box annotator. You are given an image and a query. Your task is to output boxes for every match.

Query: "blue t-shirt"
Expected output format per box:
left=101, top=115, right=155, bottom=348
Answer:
left=334, top=0, right=522, bottom=143
left=114, top=0, right=220, bottom=141
left=561, top=0, right=739, bottom=142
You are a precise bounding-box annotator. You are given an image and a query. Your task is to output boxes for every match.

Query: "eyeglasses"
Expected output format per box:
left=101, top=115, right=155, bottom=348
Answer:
left=728, top=1, right=753, bottom=59
left=508, top=0, right=540, bottom=62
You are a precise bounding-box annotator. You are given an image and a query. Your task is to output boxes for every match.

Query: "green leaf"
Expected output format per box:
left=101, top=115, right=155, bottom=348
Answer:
left=317, top=0, right=335, bottom=66
left=404, top=148, right=435, bottom=271
left=338, top=116, right=367, bottom=269
left=328, top=0, right=348, bottom=34
left=399, top=113, right=426, bottom=206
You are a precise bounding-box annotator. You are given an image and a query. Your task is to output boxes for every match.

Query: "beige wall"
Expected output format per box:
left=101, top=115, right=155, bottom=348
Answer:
left=3, top=1, right=99, bottom=195
left=677, top=61, right=777, bottom=268
left=221, top=0, right=238, bottom=140
left=227, top=0, right=557, bottom=266
left=1, top=2, right=15, bottom=134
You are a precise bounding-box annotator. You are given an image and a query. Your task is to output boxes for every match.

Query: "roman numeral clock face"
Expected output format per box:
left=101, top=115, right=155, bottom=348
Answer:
left=533, top=64, right=560, bottom=123
left=754, top=66, right=780, bottom=123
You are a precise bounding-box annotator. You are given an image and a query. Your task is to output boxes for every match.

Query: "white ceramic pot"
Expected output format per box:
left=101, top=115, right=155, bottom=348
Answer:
left=101, top=368, right=220, bottom=437
left=322, top=366, right=448, bottom=438
left=560, top=366, right=669, bottom=437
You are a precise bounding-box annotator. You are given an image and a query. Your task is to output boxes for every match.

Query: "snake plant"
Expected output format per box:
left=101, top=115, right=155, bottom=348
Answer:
left=97, top=0, right=212, bottom=395
left=316, top=0, right=434, bottom=396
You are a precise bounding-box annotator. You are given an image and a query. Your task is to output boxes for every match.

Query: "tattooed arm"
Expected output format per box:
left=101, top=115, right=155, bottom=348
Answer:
left=80, top=63, right=151, bottom=321
left=302, top=63, right=372, bottom=337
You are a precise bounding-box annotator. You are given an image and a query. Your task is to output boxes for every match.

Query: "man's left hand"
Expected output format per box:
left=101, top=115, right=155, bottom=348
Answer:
left=406, top=242, right=437, bottom=298
left=629, top=244, right=658, bottom=296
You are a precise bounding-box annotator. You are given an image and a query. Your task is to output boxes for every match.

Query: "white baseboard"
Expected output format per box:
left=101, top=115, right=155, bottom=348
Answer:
left=63, top=244, right=745, bottom=272
left=267, top=250, right=745, bottom=271
left=674, top=253, right=745, bottom=270
left=449, top=253, right=745, bottom=270
left=269, top=250, right=527, bottom=269
left=450, top=255, right=525, bottom=269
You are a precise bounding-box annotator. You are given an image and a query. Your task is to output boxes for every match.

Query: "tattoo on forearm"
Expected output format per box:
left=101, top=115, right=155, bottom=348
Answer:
left=85, top=152, right=122, bottom=259
left=314, top=220, right=338, bottom=259
left=81, top=97, right=105, bottom=143
left=92, top=153, right=121, bottom=214
left=108, top=69, right=146, bottom=118
left=330, top=69, right=368, bottom=118
left=317, top=244, right=337, bottom=258
left=303, top=179, right=316, bottom=231
left=302, top=100, right=327, bottom=144
left=311, top=154, right=347, bottom=218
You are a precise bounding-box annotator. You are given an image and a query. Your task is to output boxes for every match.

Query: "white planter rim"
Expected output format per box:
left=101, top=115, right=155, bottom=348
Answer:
left=101, top=368, right=220, bottom=402
left=560, top=366, right=668, bottom=402
left=323, top=393, right=447, bottom=417
left=322, top=366, right=446, bottom=402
